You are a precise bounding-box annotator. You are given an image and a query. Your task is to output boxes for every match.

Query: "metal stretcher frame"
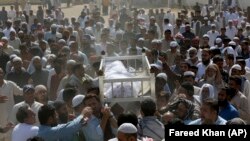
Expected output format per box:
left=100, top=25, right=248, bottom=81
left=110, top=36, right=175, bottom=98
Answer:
left=98, top=53, right=155, bottom=103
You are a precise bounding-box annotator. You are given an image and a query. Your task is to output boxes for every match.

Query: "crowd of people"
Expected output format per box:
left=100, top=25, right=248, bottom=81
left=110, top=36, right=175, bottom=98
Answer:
left=0, top=0, right=250, bottom=141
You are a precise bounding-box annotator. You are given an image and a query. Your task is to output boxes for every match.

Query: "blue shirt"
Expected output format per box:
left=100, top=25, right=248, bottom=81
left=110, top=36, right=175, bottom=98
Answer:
left=219, top=103, right=239, bottom=121
left=38, top=115, right=83, bottom=141
left=188, top=116, right=227, bottom=125
left=82, top=115, right=104, bottom=141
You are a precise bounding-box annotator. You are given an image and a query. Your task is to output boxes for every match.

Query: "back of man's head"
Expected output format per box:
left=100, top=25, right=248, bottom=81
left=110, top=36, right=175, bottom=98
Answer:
left=38, top=105, right=56, bottom=125
left=140, top=98, right=156, bottom=116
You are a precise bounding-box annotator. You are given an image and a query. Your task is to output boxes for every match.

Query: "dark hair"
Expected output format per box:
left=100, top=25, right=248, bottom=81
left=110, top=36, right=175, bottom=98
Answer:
left=229, top=76, right=242, bottom=86
left=140, top=98, right=156, bottom=116
left=181, top=82, right=194, bottom=96
left=190, top=65, right=198, bottom=70
left=83, top=93, right=101, bottom=104
left=164, top=18, right=169, bottom=23
left=226, top=54, right=234, bottom=60
left=237, top=59, right=246, bottom=66
left=167, top=118, right=185, bottom=125
left=124, top=133, right=137, bottom=140
left=72, top=63, right=84, bottom=73
left=202, top=99, right=219, bottom=114
left=63, top=88, right=77, bottom=102
left=38, top=105, right=56, bottom=125
left=164, top=29, right=171, bottom=34
left=27, top=136, right=45, bottom=141
left=53, top=101, right=66, bottom=111
left=87, top=87, right=100, bottom=96
left=180, top=61, right=191, bottom=68
left=212, top=55, right=223, bottom=63
left=117, top=112, right=138, bottom=127
left=16, top=105, right=29, bottom=123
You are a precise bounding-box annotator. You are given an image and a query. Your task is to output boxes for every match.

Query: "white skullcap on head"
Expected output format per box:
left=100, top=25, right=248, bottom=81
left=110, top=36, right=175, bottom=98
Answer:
left=156, top=73, right=168, bottom=81
left=72, top=95, right=85, bottom=108
left=241, top=21, right=245, bottom=24
left=51, top=24, right=57, bottom=28
left=215, top=38, right=222, bottom=44
left=13, top=56, right=22, bottom=62
left=150, top=64, right=162, bottom=70
left=151, top=39, right=158, bottom=44
left=229, top=41, right=236, bottom=46
left=1, top=37, right=8, bottom=41
left=183, top=71, right=195, bottom=77
left=203, top=34, right=209, bottom=39
left=118, top=123, right=137, bottom=134
left=58, top=39, right=66, bottom=44
left=138, top=38, right=145, bottom=41
left=211, top=24, right=216, bottom=27
left=67, top=59, right=76, bottom=65
left=188, top=47, right=197, bottom=52
left=210, top=46, right=217, bottom=50
left=233, top=37, right=239, bottom=40
left=229, top=64, right=242, bottom=76
left=68, top=41, right=75, bottom=47
left=231, top=64, right=241, bottom=70
left=10, top=54, right=17, bottom=60
left=170, top=41, right=178, bottom=47
left=85, top=27, right=94, bottom=35
left=56, top=33, right=62, bottom=38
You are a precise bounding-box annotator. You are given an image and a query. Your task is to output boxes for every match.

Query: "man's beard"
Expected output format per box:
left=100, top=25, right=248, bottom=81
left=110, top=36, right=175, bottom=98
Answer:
left=218, top=99, right=228, bottom=107
left=202, top=60, right=210, bottom=66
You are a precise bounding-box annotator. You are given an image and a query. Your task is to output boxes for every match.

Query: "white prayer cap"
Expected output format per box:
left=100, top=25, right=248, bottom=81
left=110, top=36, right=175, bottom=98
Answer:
left=210, top=46, right=217, bottom=50
left=203, top=34, right=209, bottom=39
left=204, top=17, right=208, bottom=20
left=72, top=95, right=85, bottom=108
left=138, top=38, right=145, bottom=41
left=51, top=24, right=57, bottom=28
left=1, top=37, right=8, bottom=41
left=229, top=41, right=236, bottom=46
left=118, top=123, right=137, bottom=134
left=151, top=39, right=158, bottom=44
left=215, top=38, right=222, bottom=44
left=188, top=47, right=197, bottom=53
left=85, top=27, right=94, bottom=35
left=241, top=21, right=246, bottom=24
left=56, top=33, right=62, bottom=38
left=13, top=56, right=22, bottom=62
left=150, top=63, right=162, bottom=70
left=67, top=59, right=76, bottom=65
left=58, top=39, right=66, bottom=44
left=69, top=41, right=76, bottom=47
left=150, top=16, right=156, bottom=20
left=183, top=71, right=195, bottom=77
left=246, top=24, right=250, bottom=27
left=156, top=73, right=168, bottom=81
left=211, top=24, right=216, bottom=27
left=170, top=41, right=178, bottom=47
left=228, top=20, right=233, bottom=23
left=233, top=37, right=239, bottom=40
left=231, top=64, right=241, bottom=70
left=10, top=54, right=17, bottom=60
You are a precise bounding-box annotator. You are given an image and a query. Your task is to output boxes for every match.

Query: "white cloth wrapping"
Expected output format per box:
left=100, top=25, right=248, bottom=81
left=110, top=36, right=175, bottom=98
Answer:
left=104, top=61, right=141, bottom=98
